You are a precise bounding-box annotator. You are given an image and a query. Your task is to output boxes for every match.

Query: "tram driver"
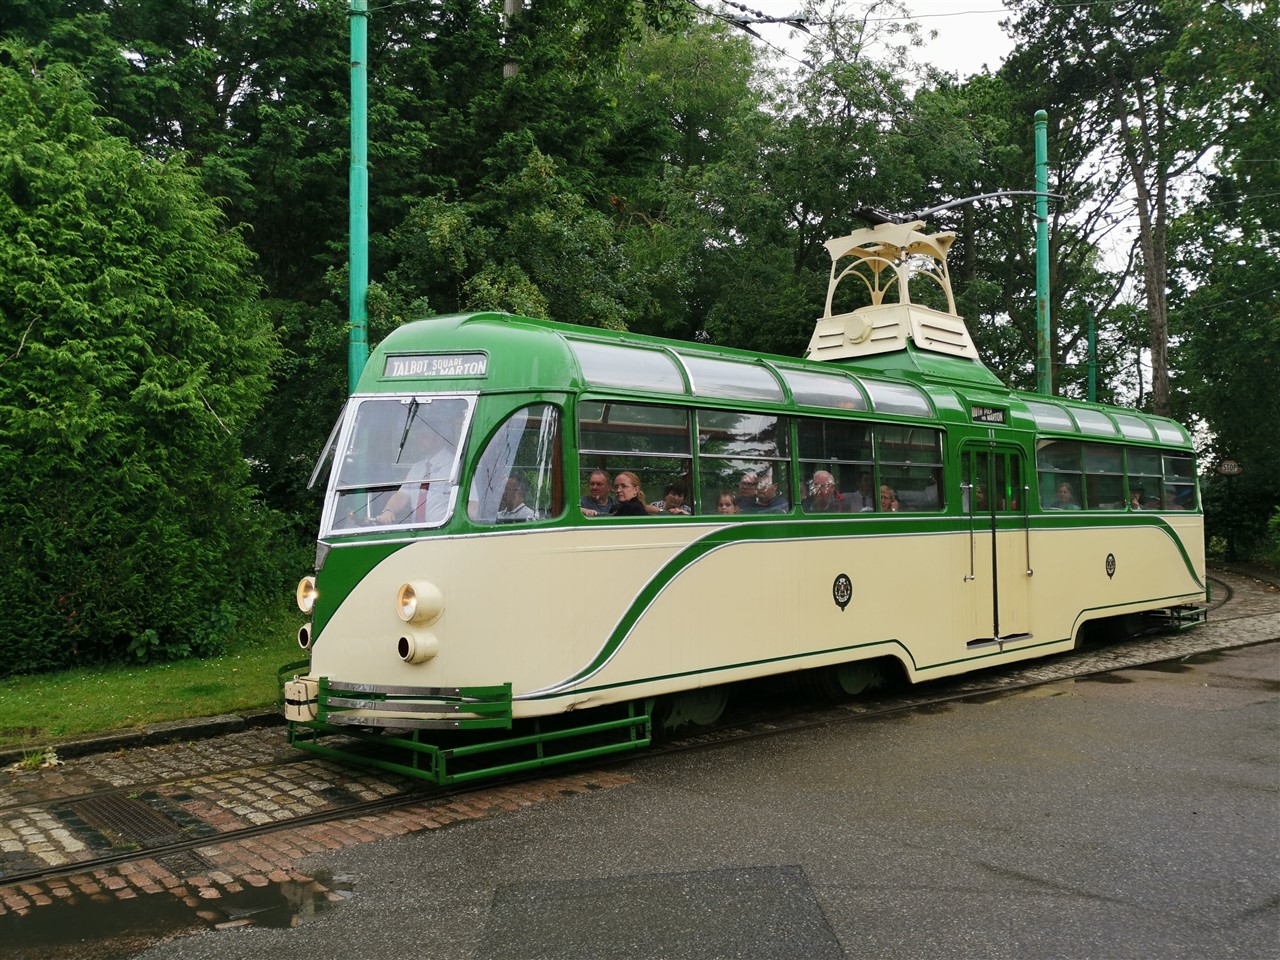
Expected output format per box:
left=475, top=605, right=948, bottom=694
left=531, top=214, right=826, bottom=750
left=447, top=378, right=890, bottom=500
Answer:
left=375, top=416, right=459, bottom=525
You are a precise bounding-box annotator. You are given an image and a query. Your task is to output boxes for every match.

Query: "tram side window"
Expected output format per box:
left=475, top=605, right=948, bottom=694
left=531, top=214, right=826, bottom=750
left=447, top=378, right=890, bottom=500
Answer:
left=1162, top=453, right=1198, bottom=510
left=796, top=417, right=874, bottom=513
left=578, top=401, right=693, bottom=516
left=467, top=404, right=564, bottom=524
left=878, top=426, right=944, bottom=512
left=1082, top=444, right=1125, bottom=509
left=1126, top=449, right=1163, bottom=510
left=698, top=409, right=791, bottom=515
left=1037, top=439, right=1083, bottom=510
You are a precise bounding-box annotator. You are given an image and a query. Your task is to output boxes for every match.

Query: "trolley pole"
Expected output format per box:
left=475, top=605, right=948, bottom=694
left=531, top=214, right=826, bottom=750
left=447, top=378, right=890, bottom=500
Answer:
left=1034, top=109, right=1051, bottom=396
left=348, top=0, right=370, bottom=394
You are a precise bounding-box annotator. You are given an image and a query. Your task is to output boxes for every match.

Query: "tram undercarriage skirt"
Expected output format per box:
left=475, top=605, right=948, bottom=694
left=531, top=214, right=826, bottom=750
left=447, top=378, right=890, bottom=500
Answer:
left=286, top=684, right=652, bottom=785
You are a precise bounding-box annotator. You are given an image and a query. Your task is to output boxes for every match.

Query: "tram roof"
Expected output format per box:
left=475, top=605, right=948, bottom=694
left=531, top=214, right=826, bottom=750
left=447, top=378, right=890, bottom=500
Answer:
left=360, top=312, right=1191, bottom=448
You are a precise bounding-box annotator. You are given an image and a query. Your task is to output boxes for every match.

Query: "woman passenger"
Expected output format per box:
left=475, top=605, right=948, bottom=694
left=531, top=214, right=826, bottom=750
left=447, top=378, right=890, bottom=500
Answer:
left=1053, top=482, right=1081, bottom=510
left=610, top=472, right=650, bottom=516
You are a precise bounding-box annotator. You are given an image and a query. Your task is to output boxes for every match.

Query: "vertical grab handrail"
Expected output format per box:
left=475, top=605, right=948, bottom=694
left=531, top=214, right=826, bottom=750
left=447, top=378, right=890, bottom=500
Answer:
left=962, top=481, right=976, bottom=581
left=1023, top=484, right=1034, bottom=576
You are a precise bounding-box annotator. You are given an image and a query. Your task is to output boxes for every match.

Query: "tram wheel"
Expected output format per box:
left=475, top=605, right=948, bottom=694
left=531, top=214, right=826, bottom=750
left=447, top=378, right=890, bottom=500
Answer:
left=655, top=686, right=730, bottom=734
left=808, top=661, right=886, bottom=700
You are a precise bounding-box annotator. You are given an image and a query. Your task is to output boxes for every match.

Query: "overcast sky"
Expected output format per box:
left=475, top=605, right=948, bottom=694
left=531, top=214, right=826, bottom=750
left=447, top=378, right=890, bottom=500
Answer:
left=903, top=1, right=1015, bottom=77
left=745, top=0, right=1016, bottom=78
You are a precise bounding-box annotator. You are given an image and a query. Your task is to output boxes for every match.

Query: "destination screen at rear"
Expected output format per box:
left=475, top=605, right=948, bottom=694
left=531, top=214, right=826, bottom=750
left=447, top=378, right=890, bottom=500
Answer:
left=383, top=353, right=488, bottom=379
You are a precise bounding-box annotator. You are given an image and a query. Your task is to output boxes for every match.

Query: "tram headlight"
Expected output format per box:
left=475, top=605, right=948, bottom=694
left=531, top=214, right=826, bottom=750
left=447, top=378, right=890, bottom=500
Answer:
left=296, top=576, right=318, bottom=614
left=397, top=580, right=444, bottom=626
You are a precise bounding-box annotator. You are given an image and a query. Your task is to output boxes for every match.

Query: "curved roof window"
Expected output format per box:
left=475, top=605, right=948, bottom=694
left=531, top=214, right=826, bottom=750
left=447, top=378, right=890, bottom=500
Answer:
left=778, top=368, right=868, bottom=410
left=862, top=379, right=932, bottom=417
left=1025, top=400, right=1075, bottom=432
left=1153, top=420, right=1189, bottom=445
left=1070, top=408, right=1118, bottom=436
left=1112, top=413, right=1155, bottom=441
left=570, top=341, right=686, bottom=394
left=678, top=355, right=784, bottom=402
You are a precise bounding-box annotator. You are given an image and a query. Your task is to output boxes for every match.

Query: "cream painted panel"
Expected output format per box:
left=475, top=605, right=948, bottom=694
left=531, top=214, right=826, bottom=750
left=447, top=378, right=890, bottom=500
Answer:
left=584, top=527, right=969, bottom=692
left=309, top=524, right=709, bottom=692
left=308, top=517, right=1203, bottom=712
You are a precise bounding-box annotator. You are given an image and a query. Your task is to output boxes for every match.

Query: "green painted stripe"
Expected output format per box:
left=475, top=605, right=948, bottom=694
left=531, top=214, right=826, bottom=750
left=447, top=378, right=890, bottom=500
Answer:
left=523, top=638, right=918, bottom=701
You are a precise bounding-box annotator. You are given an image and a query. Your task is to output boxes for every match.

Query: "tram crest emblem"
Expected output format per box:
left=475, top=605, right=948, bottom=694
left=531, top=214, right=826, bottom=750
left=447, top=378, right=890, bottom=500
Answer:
left=832, top=574, right=853, bottom=611
left=1106, top=553, right=1116, bottom=579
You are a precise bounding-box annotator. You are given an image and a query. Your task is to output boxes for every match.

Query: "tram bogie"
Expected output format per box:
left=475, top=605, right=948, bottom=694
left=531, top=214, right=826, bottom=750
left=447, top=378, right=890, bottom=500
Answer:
left=282, top=220, right=1205, bottom=785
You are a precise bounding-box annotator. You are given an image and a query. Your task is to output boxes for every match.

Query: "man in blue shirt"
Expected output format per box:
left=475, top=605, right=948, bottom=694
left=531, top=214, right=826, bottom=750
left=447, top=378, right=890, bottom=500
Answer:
left=580, top=469, right=616, bottom=517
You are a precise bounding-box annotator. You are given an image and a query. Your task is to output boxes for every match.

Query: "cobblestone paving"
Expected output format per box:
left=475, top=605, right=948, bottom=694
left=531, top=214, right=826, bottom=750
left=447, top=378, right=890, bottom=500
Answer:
left=0, top=569, right=1275, bottom=947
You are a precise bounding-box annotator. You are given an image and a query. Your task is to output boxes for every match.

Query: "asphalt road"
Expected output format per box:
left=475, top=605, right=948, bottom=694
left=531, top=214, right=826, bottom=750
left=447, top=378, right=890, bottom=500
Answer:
left=126, top=639, right=1279, bottom=960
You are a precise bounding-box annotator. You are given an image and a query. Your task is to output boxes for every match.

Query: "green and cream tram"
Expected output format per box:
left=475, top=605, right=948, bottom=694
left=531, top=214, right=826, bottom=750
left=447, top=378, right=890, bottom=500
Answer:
left=283, top=221, right=1205, bottom=784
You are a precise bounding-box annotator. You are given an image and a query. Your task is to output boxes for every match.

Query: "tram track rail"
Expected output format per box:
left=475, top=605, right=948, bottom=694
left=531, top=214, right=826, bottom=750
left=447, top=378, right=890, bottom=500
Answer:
left=1, top=574, right=1272, bottom=891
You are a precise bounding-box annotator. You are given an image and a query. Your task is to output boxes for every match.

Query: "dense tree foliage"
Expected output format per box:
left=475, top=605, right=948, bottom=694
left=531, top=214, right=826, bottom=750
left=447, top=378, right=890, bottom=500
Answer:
left=0, top=1, right=1272, bottom=673
left=0, top=46, right=281, bottom=672
left=1166, top=0, right=1279, bottom=560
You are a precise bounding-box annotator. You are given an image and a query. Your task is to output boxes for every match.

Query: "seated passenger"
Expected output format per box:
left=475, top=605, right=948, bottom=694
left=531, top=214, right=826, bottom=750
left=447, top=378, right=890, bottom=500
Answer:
left=580, top=469, right=615, bottom=517
left=847, top=473, right=876, bottom=512
left=802, top=470, right=848, bottom=514
left=879, top=484, right=900, bottom=513
left=715, top=492, right=739, bottom=515
left=656, top=482, right=693, bottom=515
left=496, top=476, right=537, bottom=522
left=1051, top=482, right=1081, bottom=510
left=752, top=472, right=790, bottom=514
left=609, top=471, right=650, bottom=516
left=735, top=472, right=760, bottom=513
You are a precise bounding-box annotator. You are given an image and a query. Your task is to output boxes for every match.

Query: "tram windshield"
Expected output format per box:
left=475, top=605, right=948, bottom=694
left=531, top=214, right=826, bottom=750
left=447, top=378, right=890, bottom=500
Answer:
left=324, top=396, right=473, bottom=534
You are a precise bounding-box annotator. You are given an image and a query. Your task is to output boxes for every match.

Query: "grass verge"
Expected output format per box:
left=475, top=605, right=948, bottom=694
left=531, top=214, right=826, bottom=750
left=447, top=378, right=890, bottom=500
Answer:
left=0, top=596, right=301, bottom=751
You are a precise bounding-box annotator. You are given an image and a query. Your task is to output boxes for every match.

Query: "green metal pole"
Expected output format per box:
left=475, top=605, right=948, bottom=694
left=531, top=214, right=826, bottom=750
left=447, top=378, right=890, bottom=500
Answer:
left=1087, top=305, right=1097, bottom=402
left=1035, top=109, right=1051, bottom=395
left=348, top=0, right=369, bottom=394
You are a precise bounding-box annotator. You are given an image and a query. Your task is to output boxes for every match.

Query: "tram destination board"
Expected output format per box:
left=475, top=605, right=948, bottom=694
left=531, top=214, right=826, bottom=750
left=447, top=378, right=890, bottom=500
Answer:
left=383, top=352, right=488, bottom=379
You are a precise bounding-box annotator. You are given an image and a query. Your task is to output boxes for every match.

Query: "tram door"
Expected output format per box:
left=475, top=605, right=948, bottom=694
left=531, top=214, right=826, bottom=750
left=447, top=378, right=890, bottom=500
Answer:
left=961, top=444, right=1031, bottom=646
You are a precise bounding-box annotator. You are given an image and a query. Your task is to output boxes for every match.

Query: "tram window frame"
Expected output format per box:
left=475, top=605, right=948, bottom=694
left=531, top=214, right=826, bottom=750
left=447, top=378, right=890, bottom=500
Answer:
left=1161, top=453, right=1198, bottom=511
left=1037, top=439, right=1084, bottom=510
left=468, top=403, right=565, bottom=525
left=878, top=425, right=945, bottom=512
left=697, top=409, right=792, bottom=515
left=1082, top=444, right=1125, bottom=509
left=577, top=400, right=694, bottom=516
left=796, top=417, right=874, bottom=513
left=1125, top=448, right=1163, bottom=511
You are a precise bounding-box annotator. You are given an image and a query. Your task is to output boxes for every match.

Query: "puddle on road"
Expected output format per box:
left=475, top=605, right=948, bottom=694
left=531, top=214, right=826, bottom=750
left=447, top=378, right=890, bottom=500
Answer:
left=0, top=871, right=354, bottom=960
